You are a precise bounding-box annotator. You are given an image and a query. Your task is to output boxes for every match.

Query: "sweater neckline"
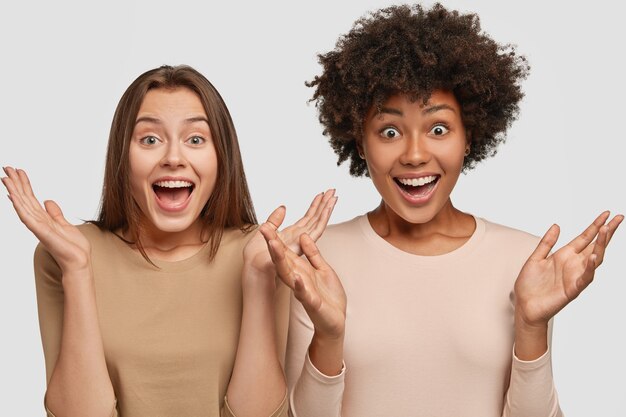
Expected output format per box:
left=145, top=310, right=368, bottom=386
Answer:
left=356, top=214, right=486, bottom=265
left=107, top=230, right=213, bottom=273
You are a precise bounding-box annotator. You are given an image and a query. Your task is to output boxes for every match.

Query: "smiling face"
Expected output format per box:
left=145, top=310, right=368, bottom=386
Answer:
left=129, top=87, right=218, bottom=236
left=361, top=90, right=468, bottom=225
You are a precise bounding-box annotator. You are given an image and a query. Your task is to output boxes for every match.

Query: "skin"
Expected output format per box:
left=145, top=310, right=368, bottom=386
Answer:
left=261, top=89, right=623, bottom=378
left=2, top=166, right=115, bottom=417
left=362, top=91, right=475, bottom=256
left=128, top=87, right=218, bottom=258
left=2, top=87, right=339, bottom=417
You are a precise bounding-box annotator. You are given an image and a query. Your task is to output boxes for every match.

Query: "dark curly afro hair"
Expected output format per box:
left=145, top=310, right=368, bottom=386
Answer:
left=307, top=3, right=530, bottom=176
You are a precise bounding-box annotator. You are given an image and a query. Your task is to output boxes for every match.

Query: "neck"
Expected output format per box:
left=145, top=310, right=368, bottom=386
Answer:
left=130, top=220, right=207, bottom=253
left=368, top=199, right=475, bottom=255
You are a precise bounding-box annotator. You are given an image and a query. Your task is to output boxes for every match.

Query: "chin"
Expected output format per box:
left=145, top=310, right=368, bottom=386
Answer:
left=386, top=199, right=441, bottom=225
left=147, top=212, right=201, bottom=234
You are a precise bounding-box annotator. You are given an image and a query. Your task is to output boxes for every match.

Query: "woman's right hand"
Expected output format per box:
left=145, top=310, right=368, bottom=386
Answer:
left=259, top=226, right=346, bottom=340
left=2, top=166, right=91, bottom=273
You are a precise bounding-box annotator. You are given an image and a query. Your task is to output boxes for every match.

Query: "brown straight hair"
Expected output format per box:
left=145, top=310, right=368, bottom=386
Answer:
left=93, top=65, right=257, bottom=262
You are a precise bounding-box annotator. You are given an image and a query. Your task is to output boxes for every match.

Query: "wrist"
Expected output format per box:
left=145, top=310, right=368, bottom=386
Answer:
left=309, top=332, right=344, bottom=376
left=312, top=329, right=345, bottom=344
left=514, top=306, right=549, bottom=331
left=242, top=266, right=276, bottom=297
left=61, top=269, right=95, bottom=294
left=61, top=263, right=92, bottom=280
left=514, top=311, right=549, bottom=361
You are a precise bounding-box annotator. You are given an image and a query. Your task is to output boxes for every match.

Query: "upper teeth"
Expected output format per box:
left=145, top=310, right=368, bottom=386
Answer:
left=154, top=180, right=193, bottom=188
left=397, top=176, right=437, bottom=187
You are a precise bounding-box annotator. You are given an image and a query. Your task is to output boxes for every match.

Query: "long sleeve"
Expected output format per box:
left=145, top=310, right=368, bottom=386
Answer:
left=502, top=349, right=562, bottom=417
left=34, top=244, right=119, bottom=417
left=33, top=224, right=282, bottom=415
left=222, top=279, right=291, bottom=417
left=502, top=320, right=563, bottom=417
left=283, top=215, right=564, bottom=416
left=222, top=393, right=288, bottom=417
left=286, top=292, right=345, bottom=417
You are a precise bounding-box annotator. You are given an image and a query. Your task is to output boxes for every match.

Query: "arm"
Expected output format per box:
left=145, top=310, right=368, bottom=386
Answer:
left=260, top=227, right=347, bottom=417
left=504, top=211, right=623, bottom=417
left=285, top=291, right=345, bottom=417
left=35, top=250, right=117, bottom=417
left=225, top=191, right=337, bottom=417
left=3, top=167, right=116, bottom=417
left=502, top=319, right=561, bottom=417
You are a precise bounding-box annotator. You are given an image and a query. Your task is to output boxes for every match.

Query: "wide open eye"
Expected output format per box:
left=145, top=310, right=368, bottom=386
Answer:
left=186, top=136, right=206, bottom=145
left=140, top=135, right=160, bottom=145
left=380, top=127, right=400, bottom=139
left=429, top=124, right=449, bottom=136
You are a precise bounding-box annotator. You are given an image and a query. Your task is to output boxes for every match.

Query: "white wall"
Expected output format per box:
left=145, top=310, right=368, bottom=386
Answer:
left=1, top=1, right=624, bottom=415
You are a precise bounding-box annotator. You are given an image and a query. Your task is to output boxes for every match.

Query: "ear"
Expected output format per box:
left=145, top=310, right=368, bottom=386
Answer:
left=464, top=130, right=472, bottom=156
left=356, top=140, right=365, bottom=160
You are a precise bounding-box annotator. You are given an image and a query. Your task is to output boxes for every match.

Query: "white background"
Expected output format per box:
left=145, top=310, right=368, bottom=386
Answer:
left=1, top=1, right=624, bottom=415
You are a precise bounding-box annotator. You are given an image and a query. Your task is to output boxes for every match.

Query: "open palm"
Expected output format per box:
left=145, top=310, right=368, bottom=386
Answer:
left=260, top=227, right=346, bottom=339
left=243, top=190, right=337, bottom=278
left=2, top=167, right=91, bottom=273
left=515, top=211, right=623, bottom=326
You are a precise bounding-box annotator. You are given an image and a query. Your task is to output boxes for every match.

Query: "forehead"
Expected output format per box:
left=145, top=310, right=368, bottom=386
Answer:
left=137, top=87, right=207, bottom=120
left=382, top=90, right=460, bottom=111
left=365, top=90, right=461, bottom=123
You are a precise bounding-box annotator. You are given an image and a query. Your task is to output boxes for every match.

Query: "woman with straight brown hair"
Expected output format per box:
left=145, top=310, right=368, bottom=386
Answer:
left=1, top=65, right=336, bottom=417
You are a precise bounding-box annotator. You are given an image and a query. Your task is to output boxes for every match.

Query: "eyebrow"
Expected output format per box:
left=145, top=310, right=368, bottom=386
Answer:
left=379, top=107, right=403, bottom=116
left=422, top=104, right=456, bottom=115
left=135, top=116, right=210, bottom=125
left=377, top=104, right=457, bottom=117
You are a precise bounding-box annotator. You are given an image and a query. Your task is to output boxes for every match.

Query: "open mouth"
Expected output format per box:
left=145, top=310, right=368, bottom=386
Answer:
left=152, top=180, right=195, bottom=208
left=394, top=175, right=440, bottom=198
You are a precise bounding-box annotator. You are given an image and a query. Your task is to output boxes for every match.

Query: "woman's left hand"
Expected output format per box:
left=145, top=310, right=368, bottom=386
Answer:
left=514, top=211, right=623, bottom=328
left=242, top=189, right=337, bottom=288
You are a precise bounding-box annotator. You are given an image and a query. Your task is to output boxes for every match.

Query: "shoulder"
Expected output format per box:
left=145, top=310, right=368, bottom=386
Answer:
left=324, top=214, right=365, bottom=237
left=316, top=215, right=365, bottom=253
left=320, top=216, right=364, bottom=241
left=76, top=222, right=112, bottom=244
left=215, top=224, right=257, bottom=256
left=479, top=217, right=540, bottom=257
left=76, top=222, right=124, bottom=258
left=34, top=223, right=118, bottom=270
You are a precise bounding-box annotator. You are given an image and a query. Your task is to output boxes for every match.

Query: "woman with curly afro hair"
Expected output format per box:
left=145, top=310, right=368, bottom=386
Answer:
left=259, top=3, right=623, bottom=417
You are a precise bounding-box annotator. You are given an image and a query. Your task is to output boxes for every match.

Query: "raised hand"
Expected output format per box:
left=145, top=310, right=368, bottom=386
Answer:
left=515, top=211, right=623, bottom=328
left=2, top=166, right=91, bottom=273
left=242, top=189, right=337, bottom=280
left=259, top=227, right=346, bottom=340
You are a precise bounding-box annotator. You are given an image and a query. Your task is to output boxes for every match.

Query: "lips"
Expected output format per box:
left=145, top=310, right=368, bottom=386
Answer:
left=151, top=178, right=195, bottom=212
left=393, top=174, right=440, bottom=204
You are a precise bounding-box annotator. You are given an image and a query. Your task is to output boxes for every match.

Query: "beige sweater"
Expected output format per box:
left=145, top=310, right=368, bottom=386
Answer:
left=34, top=223, right=289, bottom=417
left=287, top=215, right=563, bottom=417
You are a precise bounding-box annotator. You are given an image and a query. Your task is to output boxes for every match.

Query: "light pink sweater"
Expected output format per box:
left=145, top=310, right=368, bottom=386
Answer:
left=287, top=215, right=563, bottom=417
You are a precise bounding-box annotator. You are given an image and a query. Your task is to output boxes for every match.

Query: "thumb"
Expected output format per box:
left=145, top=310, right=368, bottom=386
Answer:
left=44, top=200, right=71, bottom=226
left=265, top=205, right=286, bottom=230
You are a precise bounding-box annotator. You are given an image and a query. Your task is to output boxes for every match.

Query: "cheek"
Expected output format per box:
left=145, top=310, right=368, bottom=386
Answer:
left=128, top=144, right=150, bottom=176
left=127, top=145, right=156, bottom=207
left=440, top=143, right=466, bottom=172
left=363, top=140, right=396, bottom=175
left=194, top=146, right=219, bottom=191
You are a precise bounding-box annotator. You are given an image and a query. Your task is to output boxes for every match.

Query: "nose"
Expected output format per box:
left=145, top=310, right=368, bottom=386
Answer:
left=399, top=134, right=431, bottom=167
left=160, top=140, right=186, bottom=168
